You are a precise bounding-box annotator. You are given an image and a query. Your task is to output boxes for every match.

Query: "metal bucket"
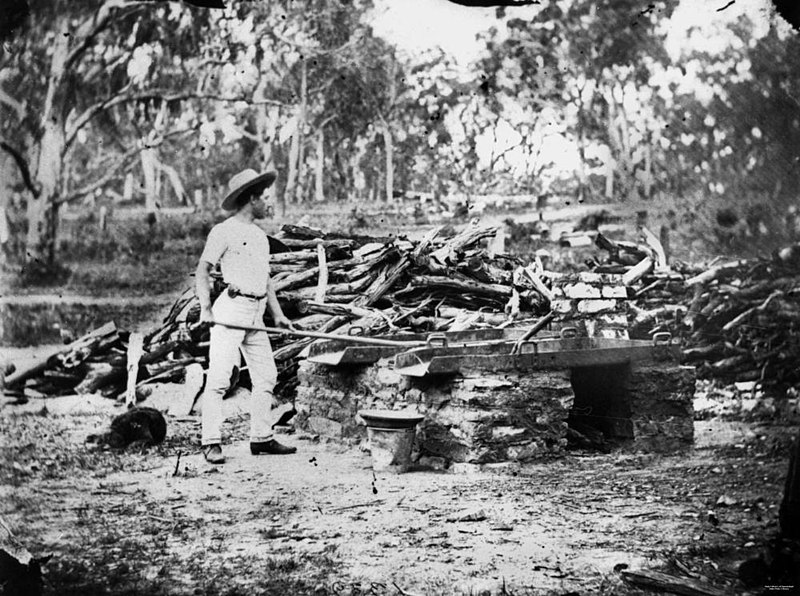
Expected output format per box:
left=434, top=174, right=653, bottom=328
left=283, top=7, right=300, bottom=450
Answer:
left=366, top=426, right=416, bottom=474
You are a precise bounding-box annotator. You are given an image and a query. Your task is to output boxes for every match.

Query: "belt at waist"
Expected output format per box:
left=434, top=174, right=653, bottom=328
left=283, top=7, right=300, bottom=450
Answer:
left=227, top=286, right=267, bottom=300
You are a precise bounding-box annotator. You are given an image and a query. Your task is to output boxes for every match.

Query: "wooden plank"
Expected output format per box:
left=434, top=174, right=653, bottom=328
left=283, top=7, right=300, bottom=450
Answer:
left=124, top=332, right=144, bottom=407
left=314, top=241, right=328, bottom=303
left=622, top=256, right=654, bottom=286
left=169, top=362, right=205, bottom=417
left=4, top=322, right=118, bottom=388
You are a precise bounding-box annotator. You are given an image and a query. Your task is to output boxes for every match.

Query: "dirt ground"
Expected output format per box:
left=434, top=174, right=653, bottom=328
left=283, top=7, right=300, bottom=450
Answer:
left=1, top=384, right=797, bottom=596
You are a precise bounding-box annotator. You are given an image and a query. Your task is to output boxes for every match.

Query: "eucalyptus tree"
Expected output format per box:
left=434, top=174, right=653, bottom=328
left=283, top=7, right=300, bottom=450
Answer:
left=0, top=0, right=225, bottom=275
left=473, top=0, right=678, bottom=202
left=208, top=0, right=402, bottom=211
left=664, top=15, right=800, bottom=204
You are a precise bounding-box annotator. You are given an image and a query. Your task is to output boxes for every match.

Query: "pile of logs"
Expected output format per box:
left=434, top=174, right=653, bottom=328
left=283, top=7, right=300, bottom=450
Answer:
left=593, top=230, right=800, bottom=389
left=4, top=220, right=800, bottom=401
left=679, top=247, right=800, bottom=387
left=3, top=223, right=550, bottom=402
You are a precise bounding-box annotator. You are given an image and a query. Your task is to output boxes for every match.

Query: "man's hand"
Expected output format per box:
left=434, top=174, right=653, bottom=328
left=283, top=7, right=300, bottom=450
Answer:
left=273, top=315, right=295, bottom=330
left=199, top=305, right=215, bottom=325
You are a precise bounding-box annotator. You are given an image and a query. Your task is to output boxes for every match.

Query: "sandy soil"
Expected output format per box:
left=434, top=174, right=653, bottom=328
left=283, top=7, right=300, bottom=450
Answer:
left=1, top=392, right=795, bottom=596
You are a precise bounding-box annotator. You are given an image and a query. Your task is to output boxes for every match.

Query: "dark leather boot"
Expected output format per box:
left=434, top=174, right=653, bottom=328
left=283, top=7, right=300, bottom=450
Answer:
left=202, top=444, right=225, bottom=464
left=250, top=439, right=297, bottom=455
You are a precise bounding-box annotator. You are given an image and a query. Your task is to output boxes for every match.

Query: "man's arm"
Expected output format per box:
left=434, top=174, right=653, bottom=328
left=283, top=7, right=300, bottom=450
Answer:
left=265, top=275, right=293, bottom=328
left=195, top=260, right=215, bottom=324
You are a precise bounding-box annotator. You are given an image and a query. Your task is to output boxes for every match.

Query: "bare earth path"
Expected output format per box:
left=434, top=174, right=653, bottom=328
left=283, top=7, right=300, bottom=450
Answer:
left=1, top=404, right=792, bottom=595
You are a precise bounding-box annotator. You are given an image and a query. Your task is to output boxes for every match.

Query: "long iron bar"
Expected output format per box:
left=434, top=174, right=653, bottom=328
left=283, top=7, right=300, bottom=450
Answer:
left=213, top=321, right=426, bottom=348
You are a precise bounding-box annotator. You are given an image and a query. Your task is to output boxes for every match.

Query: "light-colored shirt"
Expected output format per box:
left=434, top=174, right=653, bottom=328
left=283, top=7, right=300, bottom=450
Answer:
left=200, top=218, right=271, bottom=296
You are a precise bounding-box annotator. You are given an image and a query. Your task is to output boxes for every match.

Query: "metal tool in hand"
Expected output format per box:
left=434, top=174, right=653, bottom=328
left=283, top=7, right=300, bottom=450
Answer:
left=510, top=312, right=557, bottom=355
left=212, top=321, right=427, bottom=348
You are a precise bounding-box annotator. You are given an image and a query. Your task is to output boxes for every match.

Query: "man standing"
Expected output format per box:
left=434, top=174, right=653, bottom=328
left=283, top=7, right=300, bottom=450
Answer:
left=195, top=169, right=297, bottom=464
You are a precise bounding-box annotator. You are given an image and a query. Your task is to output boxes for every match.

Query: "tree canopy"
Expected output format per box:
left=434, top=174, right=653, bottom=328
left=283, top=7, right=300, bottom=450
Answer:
left=0, top=0, right=798, bottom=269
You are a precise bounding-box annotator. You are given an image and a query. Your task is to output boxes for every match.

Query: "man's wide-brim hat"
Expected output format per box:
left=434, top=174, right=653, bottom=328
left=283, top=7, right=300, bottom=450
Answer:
left=221, top=169, right=277, bottom=211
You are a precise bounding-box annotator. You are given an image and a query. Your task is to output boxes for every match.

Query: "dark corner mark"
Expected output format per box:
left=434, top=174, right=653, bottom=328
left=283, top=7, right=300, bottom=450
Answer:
left=772, top=0, right=800, bottom=30
left=0, top=0, right=226, bottom=41
left=0, top=0, right=29, bottom=41
left=445, top=0, right=541, bottom=7
left=180, top=0, right=227, bottom=8
left=142, top=0, right=227, bottom=8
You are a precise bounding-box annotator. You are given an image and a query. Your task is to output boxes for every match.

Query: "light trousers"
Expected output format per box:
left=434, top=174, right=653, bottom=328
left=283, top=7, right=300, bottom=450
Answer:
left=201, top=292, right=277, bottom=446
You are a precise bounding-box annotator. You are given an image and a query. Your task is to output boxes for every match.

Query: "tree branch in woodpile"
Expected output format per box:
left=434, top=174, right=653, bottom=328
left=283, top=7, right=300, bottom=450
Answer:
left=356, top=254, right=413, bottom=307
left=522, top=265, right=553, bottom=302
left=314, top=242, right=328, bottom=302
left=405, top=274, right=513, bottom=300
left=622, top=256, right=654, bottom=286
left=639, top=226, right=669, bottom=272
left=594, top=232, right=648, bottom=266
left=270, top=249, right=317, bottom=264
left=721, top=290, right=785, bottom=332
left=681, top=342, right=727, bottom=363
left=4, top=323, right=118, bottom=388
left=411, top=225, right=445, bottom=263
left=279, top=224, right=326, bottom=239
left=428, top=224, right=498, bottom=267
left=277, top=237, right=354, bottom=250
left=75, top=363, right=125, bottom=395
left=685, top=260, right=750, bottom=287
left=297, top=301, right=378, bottom=320
left=273, top=267, right=321, bottom=293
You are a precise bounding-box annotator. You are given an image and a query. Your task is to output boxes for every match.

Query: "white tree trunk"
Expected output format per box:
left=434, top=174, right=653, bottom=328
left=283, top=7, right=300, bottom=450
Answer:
left=26, top=16, right=68, bottom=268
left=383, top=57, right=397, bottom=204
left=282, top=60, right=307, bottom=212
left=0, top=154, right=13, bottom=249
left=141, top=146, right=158, bottom=216
left=124, top=173, right=134, bottom=201
left=315, top=128, right=324, bottom=202
left=284, top=122, right=300, bottom=212
left=642, top=140, right=653, bottom=199
left=294, top=59, right=308, bottom=204
left=253, top=74, right=278, bottom=210
left=383, top=124, right=394, bottom=203
left=605, top=156, right=615, bottom=199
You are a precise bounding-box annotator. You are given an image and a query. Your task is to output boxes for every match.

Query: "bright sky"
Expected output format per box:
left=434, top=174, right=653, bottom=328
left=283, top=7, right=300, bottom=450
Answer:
left=370, top=0, right=778, bottom=65
left=369, top=0, right=783, bottom=184
left=369, top=0, right=540, bottom=69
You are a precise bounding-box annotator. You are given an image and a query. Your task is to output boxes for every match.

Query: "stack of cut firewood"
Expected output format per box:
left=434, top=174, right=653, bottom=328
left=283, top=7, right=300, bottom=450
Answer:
left=6, top=220, right=800, bottom=401
left=593, top=229, right=800, bottom=389
left=679, top=247, right=800, bottom=387
left=3, top=223, right=552, bottom=401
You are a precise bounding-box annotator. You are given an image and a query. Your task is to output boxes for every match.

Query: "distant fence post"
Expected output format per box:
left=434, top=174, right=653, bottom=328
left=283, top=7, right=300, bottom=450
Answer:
left=488, top=228, right=505, bottom=257
left=98, top=204, right=108, bottom=233
left=124, top=173, right=134, bottom=202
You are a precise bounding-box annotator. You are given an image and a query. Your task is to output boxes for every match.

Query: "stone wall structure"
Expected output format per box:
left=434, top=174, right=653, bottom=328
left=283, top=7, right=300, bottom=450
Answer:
left=627, top=362, right=696, bottom=452
left=295, top=353, right=695, bottom=464
left=294, top=270, right=697, bottom=464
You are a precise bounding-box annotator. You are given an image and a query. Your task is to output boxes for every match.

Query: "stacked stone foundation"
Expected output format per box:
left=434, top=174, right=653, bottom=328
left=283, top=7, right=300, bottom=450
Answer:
left=295, top=360, right=405, bottom=441
left=627, top=362, right=696, bottom=452
left=296, top=356, right=695, bottom=464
